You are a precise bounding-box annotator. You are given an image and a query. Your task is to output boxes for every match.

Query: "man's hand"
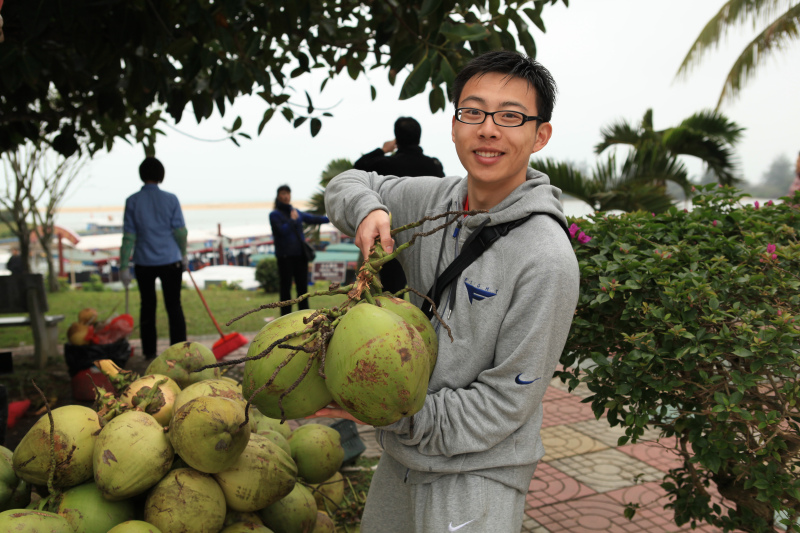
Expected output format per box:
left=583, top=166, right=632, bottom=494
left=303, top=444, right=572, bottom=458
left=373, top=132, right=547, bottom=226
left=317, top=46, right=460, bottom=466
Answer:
left=382, top=139, right=397, bottom=154
left=290, top=208, right=299, bottom=220
left=120, top=268, right=132, bottom=288
left=181, top=255, right=189, bottom=271
left=355, top=210, right=393, bottom=259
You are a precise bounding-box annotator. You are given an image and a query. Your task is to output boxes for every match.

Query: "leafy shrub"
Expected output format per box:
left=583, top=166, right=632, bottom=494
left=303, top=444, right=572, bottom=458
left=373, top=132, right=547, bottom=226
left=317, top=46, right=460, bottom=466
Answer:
left=255, top=257, right=280, bottom=293
left=82, top=274, right=106, bottom=292
left=560, top=185, right=800, bottom=532
left=206, top=280, right=243, bottom=291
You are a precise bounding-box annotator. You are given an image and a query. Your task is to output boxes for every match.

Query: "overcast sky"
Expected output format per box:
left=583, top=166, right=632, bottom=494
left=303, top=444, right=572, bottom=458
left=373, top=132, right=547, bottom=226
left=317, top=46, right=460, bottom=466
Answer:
left=66, top=0, right=800, bottom=208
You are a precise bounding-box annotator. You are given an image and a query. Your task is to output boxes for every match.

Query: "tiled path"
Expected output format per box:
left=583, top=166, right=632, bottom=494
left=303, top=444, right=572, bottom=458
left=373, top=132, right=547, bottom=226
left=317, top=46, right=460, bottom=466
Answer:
left=7, top=333, right=734, bottom=532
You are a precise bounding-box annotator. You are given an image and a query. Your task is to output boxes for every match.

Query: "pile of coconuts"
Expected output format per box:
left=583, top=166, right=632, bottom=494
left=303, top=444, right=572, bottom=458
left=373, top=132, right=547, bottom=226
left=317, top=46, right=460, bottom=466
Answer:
left=1, top=341, right=359, bottom=533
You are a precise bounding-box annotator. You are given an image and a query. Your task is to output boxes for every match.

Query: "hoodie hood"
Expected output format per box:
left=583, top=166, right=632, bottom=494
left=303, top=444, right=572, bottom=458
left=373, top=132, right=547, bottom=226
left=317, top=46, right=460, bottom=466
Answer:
left=453, top=167, right=568, bottom=230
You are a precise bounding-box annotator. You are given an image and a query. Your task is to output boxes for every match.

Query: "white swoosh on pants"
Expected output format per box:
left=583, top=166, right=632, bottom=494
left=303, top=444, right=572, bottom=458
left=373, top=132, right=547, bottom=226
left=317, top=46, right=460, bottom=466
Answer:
left=448, top=519, right=476, bottom=531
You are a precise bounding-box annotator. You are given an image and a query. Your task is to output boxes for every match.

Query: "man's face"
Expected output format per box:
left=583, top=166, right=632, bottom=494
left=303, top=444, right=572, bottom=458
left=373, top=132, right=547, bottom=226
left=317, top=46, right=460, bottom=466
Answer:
left=278, top=190, right=291, bottom=204
left=452, top=72, right=552, bottom=194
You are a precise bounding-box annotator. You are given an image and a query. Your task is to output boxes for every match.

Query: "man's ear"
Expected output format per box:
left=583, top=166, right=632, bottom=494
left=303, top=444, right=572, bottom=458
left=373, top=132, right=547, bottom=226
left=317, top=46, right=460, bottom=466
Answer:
left=531, top=122, right=553, bottom=155
left=451, top=115, right=457, bottom=144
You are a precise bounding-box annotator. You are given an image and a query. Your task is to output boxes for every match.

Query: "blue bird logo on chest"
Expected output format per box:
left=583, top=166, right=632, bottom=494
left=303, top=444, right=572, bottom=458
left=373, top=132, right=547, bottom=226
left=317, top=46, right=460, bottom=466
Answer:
left=464, top=278, right=497, bottom=304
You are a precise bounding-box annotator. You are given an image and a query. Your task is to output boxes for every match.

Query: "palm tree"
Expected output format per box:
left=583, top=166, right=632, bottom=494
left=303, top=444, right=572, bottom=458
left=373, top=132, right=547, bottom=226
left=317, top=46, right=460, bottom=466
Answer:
left=676, top=1, right=800, bottom=107
left=532, top=151, right=684, bottom=214
left=596, top=108, right=744, bottom=186
left=307, top=158, right=353, bottom=215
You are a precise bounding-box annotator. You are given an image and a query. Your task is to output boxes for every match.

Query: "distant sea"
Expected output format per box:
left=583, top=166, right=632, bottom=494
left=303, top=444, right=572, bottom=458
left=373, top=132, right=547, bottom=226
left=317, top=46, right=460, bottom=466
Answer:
left=55, top=200, right=599, bottom=234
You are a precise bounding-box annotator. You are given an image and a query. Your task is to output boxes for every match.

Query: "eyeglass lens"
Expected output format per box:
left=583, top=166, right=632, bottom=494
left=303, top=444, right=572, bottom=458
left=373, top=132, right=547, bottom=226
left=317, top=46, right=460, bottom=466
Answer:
left=457, top=108, right=525, bottom=127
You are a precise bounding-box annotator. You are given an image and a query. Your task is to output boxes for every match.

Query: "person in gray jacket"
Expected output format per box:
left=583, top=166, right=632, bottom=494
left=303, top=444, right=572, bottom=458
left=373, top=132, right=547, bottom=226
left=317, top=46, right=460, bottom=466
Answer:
left=320, top=50, right=580, bottom=533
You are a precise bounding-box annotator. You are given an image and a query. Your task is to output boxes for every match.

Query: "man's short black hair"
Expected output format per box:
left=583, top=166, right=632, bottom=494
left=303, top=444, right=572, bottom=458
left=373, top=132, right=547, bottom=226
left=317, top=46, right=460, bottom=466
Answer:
left=394, top=117, right=422, bottom=148
left=451, top=50, right=557, bottom=124
left=139, top=157, right=165, bottom=183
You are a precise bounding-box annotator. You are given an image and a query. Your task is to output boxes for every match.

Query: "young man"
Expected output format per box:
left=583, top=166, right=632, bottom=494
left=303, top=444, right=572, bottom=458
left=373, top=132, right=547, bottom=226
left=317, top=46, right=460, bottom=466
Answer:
left=322, top=51, right=580, bottom=532
left=119, top=157, right=188, bottom=359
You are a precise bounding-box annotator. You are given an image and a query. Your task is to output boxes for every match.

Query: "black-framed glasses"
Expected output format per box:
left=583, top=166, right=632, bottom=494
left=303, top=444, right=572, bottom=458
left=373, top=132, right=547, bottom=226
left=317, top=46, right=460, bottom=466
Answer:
left=455, top=107, right=543, bottom=128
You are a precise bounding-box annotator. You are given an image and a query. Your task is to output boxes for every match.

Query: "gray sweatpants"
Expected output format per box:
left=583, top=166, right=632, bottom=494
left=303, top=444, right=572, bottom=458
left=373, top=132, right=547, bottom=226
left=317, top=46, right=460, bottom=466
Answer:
left=361, top=453, right=526, bottom=533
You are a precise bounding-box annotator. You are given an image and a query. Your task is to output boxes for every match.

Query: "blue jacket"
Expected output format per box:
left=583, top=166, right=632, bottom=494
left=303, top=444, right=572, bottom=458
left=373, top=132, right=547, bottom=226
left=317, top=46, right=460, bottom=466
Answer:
left=269, top=208, right=329, bottom=258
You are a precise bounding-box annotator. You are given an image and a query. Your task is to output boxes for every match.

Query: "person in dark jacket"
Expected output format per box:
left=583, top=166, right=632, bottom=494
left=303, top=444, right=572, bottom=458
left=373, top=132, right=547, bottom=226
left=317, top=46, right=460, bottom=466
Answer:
left=6, top=247, right=23, bottom=276
left=353, top=117, right=445, bottom=293
left=269, top=185, right=329, bottom=316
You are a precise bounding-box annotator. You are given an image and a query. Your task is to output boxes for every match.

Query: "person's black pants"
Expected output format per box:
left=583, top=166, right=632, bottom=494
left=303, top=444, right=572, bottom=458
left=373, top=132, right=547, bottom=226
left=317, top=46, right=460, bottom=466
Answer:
left=276, top=256, right=310, bottom=316
left=379, top=258, right=408, bottom=294
left=135, top=262, right=186, bottom=357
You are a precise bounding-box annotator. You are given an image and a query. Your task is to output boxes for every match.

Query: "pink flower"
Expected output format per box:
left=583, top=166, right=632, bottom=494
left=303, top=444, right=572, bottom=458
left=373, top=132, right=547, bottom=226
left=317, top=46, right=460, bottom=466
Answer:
left=754, top=201, right=760, bottom=209
left=651, top=213, right=655, bottom=217
left=772, top=253, right=778, bottom=260
left=569, top=223, right=580, bottom=239
left=691, top=186, right=696, bottom=192
left=766, top=200, right=774, bottom=206
left=767, top=244, right=776, bottom=254
left=712, top=220, right=718, bottom=227
left=778, top=309, right=783, bottom=316
left=577, top=232, right=592, bottom=244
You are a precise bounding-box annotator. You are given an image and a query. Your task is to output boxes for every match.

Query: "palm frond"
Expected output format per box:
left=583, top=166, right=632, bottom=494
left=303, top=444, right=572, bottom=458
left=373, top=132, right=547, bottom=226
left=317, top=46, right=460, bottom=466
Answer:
left=594, top=120, right=642, bottom=155
left=675, top=0, right=792, bottom=77
left=531, top=158, right=598, bottom=208
left=676, top=110, right=745, bottom=145
left=595, top=182, right=675, bottom=214
left=717, top=4, right=800, bottom=106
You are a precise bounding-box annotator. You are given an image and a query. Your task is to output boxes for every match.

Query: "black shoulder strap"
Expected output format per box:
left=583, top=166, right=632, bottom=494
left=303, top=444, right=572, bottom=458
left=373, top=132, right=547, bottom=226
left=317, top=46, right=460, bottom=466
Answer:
left=421, top=213, right=569, bottom=319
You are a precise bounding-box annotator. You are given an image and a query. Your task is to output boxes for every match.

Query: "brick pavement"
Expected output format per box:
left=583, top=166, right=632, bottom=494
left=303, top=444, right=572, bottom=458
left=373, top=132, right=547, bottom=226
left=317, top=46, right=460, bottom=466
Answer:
left=7, top=332, right=738, bottom=532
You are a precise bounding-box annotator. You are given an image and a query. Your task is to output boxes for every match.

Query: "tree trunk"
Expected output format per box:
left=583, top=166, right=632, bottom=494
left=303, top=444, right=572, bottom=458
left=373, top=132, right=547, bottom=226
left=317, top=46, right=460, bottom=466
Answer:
left=16, top=220, right=32, bottom=275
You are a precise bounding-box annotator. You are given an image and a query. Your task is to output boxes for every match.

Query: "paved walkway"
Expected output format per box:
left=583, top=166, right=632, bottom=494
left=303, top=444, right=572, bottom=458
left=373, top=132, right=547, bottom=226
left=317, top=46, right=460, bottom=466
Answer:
left=8, top=332, right=731, bottom=532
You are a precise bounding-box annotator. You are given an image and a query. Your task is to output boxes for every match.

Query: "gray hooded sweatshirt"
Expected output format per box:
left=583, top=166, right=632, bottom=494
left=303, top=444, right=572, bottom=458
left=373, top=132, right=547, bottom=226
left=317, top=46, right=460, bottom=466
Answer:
left=324, top=167, right=580, bottom=493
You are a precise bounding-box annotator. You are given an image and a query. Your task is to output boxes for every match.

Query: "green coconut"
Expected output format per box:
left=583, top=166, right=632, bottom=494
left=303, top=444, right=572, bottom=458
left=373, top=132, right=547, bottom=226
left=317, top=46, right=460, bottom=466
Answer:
left=249, top=408, right=292, bottom=439
left=0, top=445, right=30, bottom=511
left=287, top=424, right=343, bottom=484
left=255, top=429, right=292, bottom=456
left=173, top=378, right=246, bottom=414
left=223, top=511, right=264, bottom=527
left=0, top=509, right=73, bottom=531
left=309, top=472, right=345, bottom=511
left=213, top=433, right=297, bottom=512
left=145, top=341, right=220, bottom=389
left=312, top=511, right=335, bottom=533
left=108, top=521, right=164, bottom=533
left=221, top=523, right=274, bottom=532
left=93, top=410, right=174, bottom=501
left=144, top=468, right=226, bottom=533
left=120, top=374, right=181, bottom=427
left=324, top=303, right=430, bottom=426
left=12, top=405, right=101, bottom=489
left=169, top=396, right=250, bottom=474
left=53, top=481, right=136, bottom=533
left=242, top=311, right=332, bottom=420
left=258, top=483, right=317, bottom=533
left=374, top=295, right=438, bottom=375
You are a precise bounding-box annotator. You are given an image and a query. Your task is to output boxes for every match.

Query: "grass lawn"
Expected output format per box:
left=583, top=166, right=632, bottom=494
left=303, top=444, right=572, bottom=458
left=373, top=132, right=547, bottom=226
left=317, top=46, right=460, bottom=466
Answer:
left=0, top=282, right=348, bottom=349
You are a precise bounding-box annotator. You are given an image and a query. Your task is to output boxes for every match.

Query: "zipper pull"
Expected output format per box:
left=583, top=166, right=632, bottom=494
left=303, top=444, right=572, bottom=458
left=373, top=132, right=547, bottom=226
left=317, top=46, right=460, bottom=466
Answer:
left=453, top=220, right=462, bottom=238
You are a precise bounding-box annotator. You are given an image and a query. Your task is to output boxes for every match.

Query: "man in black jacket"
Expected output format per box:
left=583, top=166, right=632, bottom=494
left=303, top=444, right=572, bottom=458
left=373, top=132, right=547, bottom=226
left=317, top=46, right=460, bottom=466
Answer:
left=353, top=117, right=445, bottom=293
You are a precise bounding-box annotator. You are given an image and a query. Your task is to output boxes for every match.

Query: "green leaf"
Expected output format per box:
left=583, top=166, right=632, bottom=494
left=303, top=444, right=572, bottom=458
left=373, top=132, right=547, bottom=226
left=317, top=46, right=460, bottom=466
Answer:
left=733, top=347, right=754, bottom=358
left=399, top=55, right=432, bottom=100
left=419, top=0, right=443, bottom=17
left=257, top=108, right=275, bottom=135
left=310, top=118, right=322, bottom=137
left=709, top=298, right=719, bottom=310
left=440, top=21, right=491, bottom=42
left=231, top=116, right=242, bottom=132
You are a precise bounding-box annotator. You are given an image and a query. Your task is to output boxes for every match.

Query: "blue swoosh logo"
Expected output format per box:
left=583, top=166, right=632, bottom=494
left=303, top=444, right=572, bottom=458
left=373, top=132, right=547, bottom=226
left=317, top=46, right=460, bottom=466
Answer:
left=515, top=374, right=541, bottom=385
left=465, top=282, right=496, bottom=304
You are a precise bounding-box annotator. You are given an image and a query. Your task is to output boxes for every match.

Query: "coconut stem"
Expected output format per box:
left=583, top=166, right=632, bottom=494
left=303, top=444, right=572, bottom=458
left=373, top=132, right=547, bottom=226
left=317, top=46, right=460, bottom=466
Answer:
left=132, top=377, right=168, bottom=413
left=31, top=380, right=61, bottom=511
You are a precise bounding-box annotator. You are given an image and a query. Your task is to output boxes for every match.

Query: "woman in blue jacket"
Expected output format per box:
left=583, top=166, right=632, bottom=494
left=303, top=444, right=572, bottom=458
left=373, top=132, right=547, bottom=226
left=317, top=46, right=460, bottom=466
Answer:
left=269, top=185, right=329, bottom=316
